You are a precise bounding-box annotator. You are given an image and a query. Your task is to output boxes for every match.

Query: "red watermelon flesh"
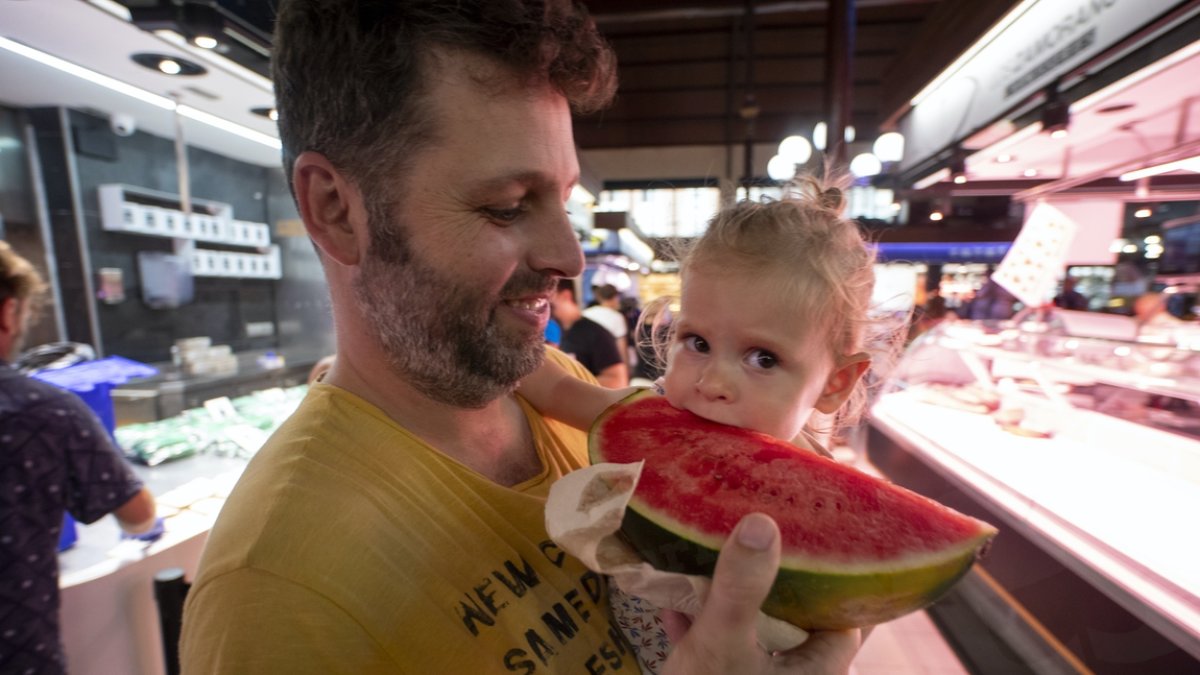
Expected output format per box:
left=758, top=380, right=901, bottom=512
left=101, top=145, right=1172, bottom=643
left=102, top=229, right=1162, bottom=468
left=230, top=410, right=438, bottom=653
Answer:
left=589, top=390, right=997, bottom=629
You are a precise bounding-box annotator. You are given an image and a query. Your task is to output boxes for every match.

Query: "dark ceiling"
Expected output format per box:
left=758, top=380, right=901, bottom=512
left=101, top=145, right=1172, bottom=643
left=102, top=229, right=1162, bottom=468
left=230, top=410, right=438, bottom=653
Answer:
left=122, top=0, right=1022, bottom=150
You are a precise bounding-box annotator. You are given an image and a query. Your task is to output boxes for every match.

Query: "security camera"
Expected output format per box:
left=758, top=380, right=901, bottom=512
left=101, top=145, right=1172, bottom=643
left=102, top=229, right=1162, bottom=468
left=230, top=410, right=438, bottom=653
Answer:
left=110, top=113, right=137, bottom=137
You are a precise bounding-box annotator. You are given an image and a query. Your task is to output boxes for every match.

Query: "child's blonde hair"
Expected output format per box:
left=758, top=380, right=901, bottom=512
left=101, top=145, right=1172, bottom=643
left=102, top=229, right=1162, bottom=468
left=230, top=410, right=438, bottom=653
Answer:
left=641, top=173, right=900, bottom=435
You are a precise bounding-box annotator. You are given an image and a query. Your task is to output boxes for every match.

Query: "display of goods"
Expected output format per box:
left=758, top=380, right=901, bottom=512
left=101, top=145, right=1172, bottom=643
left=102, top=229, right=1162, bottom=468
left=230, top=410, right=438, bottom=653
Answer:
left=589, top=390, right=998, bottom=629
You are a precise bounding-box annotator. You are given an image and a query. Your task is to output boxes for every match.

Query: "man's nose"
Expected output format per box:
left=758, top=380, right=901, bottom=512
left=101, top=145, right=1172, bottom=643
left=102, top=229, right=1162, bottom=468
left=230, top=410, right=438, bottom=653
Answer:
left=529, top=206, right=584, bottom=278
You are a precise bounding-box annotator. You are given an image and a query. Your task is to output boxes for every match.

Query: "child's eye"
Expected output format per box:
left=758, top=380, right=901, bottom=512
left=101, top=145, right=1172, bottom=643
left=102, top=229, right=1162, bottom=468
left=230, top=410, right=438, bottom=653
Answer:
left=745, top=349, right=778, bottom=370
left=683, top=334, right=709, bottom=353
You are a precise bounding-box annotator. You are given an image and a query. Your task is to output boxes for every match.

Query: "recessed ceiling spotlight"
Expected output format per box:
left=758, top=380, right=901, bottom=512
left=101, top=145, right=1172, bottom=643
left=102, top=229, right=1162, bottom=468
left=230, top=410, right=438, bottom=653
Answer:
left=251, top=106, right=279, bottom=121
left=995, top=154, right=1013, bottom=163
left=131, top=52, right=207, bottom=76
left=1134, top=208, right=1152, bottom=218
left=1023, top=168, right=1039, bottom=177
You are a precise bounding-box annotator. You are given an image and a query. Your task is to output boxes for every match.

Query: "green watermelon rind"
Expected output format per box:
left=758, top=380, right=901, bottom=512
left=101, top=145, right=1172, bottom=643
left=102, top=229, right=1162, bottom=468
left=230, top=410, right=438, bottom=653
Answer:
left=588, top=389, right=997, bottom=630
left=620, top=501, right=989, bottom=629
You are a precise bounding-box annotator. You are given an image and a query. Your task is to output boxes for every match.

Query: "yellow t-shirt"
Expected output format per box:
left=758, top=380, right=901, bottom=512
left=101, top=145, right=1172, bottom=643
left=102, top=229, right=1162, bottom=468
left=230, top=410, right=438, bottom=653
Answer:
left=180, top=350, right=635, bottom=674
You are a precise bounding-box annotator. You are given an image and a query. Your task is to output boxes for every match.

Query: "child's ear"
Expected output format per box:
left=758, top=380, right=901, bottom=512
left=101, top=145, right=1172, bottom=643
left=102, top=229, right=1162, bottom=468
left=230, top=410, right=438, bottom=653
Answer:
left=815, top=352, right=870, bottom=414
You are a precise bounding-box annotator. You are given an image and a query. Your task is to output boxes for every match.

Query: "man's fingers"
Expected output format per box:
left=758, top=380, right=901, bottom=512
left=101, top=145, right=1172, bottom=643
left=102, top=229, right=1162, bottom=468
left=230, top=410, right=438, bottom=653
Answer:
left=779, top=628, right=861, bottom=673
left=688, top=513, right=781, bottom=646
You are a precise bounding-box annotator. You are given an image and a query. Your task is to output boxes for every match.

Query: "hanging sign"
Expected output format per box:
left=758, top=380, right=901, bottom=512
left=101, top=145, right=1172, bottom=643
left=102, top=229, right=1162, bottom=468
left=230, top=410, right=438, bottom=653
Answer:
left=992, top=202, right=1078, bottom=307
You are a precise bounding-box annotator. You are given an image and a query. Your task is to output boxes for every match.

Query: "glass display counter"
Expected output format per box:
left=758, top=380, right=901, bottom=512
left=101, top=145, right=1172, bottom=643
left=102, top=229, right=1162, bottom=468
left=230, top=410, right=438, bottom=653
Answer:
left=868, top=317, right=1200, bottom=673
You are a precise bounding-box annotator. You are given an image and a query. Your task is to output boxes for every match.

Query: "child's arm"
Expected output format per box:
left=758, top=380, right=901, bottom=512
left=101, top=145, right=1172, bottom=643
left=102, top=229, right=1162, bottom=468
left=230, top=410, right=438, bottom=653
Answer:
left=519, top=357, right=640, bottom=430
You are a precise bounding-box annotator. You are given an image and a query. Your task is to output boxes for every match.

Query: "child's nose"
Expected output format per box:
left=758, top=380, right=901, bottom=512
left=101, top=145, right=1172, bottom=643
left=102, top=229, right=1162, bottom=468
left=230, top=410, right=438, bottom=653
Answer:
left=695, top=362, right=734, bottom=402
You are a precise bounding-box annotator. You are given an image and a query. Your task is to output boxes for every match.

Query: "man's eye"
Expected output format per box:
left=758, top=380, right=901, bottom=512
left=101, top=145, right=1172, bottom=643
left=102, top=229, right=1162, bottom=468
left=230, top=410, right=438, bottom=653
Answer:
left=683, top=335, right=709, bottom=353
left=746, top=349, right=777, bottom=369
left=483, top=206, right=525, bottom=224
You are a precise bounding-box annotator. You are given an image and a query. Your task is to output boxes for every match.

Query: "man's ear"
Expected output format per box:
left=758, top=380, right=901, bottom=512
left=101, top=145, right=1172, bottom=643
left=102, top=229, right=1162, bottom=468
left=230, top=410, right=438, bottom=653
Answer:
left=815, top=352, right=871, bottom=414
left=0, top=298, right=19, bottom=336
left=293, top=151, right=370, bottom=267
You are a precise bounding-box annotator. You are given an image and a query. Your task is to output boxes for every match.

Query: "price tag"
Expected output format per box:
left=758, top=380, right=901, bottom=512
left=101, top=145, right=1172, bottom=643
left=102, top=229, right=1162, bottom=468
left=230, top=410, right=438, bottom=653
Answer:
left=204, top=396, right=238, bottom=420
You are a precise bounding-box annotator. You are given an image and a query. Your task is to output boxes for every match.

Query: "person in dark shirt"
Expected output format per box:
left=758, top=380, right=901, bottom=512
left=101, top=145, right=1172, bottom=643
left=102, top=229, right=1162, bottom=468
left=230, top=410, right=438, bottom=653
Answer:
left=551, top=278, right=627, bottom=387
left=1053, top=277, right=1089, bottom=311
left=0, top=241, right=159, bottom=674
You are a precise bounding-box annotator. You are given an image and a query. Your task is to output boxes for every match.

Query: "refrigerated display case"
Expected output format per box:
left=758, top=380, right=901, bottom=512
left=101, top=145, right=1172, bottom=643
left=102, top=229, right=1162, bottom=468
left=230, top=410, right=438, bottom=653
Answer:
left=867, top=316, right=1200, bottom=674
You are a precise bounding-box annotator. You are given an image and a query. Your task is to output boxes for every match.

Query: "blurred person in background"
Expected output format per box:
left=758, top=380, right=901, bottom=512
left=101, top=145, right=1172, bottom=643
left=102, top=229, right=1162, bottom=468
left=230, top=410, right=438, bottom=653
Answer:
left=1053, top=277, right=1088, bottom=311
left=584, top=283, right=629, bottom=365
left=0, top=241, right=159, bottom=675
left=554, top=279, right=628, bottom=387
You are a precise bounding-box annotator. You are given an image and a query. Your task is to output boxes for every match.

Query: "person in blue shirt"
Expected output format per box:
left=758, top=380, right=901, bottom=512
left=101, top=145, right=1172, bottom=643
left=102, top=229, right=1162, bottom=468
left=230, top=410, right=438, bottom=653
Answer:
left=0, top=241, right=160, bottom=674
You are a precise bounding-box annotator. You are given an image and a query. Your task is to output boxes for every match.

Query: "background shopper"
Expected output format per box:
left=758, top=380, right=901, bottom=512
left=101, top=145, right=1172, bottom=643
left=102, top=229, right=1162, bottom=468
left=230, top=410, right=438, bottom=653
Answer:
left=554, top=279, right=628, bottom=387
left=0, top=241, right=160, bottom=675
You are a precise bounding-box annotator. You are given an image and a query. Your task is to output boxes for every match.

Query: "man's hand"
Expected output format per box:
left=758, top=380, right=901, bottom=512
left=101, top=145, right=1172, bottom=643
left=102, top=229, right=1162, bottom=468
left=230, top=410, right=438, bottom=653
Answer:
left=120, top=516, right=165, bottom=543
left=660, top=513, right=862, bottom=674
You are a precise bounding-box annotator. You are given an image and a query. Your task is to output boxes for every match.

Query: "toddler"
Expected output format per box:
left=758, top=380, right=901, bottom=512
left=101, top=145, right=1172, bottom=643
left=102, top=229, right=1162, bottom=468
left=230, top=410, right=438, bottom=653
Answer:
left=520, top=174, right=893, bottom=672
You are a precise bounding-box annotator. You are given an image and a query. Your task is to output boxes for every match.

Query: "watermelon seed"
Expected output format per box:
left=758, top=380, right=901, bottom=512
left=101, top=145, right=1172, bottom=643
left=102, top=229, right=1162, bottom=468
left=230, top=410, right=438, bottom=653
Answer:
left=814, top=499, right=825, bottom=511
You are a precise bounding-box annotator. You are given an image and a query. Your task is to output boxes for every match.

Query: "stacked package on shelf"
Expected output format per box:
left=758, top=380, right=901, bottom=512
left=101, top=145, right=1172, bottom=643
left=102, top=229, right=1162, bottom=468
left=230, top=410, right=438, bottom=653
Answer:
left=173, top=336, right=238, bottom=376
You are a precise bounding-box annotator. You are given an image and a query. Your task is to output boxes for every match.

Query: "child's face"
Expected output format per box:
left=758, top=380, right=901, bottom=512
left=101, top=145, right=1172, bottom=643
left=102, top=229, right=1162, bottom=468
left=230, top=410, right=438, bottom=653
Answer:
left=662, top=269, right=837, bottom=443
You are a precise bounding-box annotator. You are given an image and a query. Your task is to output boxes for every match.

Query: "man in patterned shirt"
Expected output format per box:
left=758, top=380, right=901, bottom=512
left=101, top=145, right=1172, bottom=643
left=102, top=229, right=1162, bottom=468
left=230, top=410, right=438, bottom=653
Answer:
left=0, top=241, right=159, bottom=674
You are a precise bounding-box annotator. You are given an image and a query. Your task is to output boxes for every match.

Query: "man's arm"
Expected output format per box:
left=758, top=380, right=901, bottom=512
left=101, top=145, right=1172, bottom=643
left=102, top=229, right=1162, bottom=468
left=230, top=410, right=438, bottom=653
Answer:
left=113, top=487, right=158, bottom=534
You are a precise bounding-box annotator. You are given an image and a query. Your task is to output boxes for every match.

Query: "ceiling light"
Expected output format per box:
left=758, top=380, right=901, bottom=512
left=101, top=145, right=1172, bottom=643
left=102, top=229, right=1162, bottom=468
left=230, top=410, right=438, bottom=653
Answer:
left=849, top=153, right=882, bottom=178
left=131, top=52, right=207, bottom=76
left=1134, top=208, right=1152, bottom=218
left=813, top=122, right=827, bottom=151
left=767, top=154, right=796, bottom=182
left=929, top=211, right=944, bottom=222
left=778, top=135, right=813, bottom=164
left=1023, top=168, right=1039, bottom=177
left=1041, top=82, right=1070, bottom=138
left=1121, top=244, right=1138, bottom=254
left=181, top=0, right=225, bottom=49
left=995, top=154, right=1013, bottom=163
left=251, top=107, right=279, bottom=121
left=953, top=175, right=967, bottom=184
left=1119, top=156, right=1200, bottom=181
left=0, top=37, right=279, bottom=150
left=1144, top=235, right=1161, bottom=244
left=844, top=125, right=856, bottom=143
left=193, top=36, right=219, bottom=49
left=912, top=168, right=949, bottom=190
left=873, top=132, right=905, bottom=163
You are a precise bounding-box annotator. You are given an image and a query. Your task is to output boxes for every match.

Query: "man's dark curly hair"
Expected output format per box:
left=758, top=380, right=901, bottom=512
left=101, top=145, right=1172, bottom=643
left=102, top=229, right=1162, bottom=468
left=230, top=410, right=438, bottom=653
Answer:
left=272, top=0, right=617, bottom=199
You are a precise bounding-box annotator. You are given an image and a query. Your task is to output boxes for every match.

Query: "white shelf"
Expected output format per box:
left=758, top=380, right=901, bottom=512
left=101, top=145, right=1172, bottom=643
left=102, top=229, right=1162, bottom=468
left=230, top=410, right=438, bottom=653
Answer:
left=98, top=184, right=272, bottom=250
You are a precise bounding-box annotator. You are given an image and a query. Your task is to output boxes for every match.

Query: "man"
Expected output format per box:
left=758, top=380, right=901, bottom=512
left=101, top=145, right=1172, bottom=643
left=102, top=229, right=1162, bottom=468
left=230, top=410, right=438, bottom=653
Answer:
left=584, top=283, right=629, bottom=365
left=555, top=279, right=628, bottom=388
left=1053, top=277, right=1088, bottom=311
left=180, top=2, right=861, bottom=673
left=0, top=241, right=159, bottom=675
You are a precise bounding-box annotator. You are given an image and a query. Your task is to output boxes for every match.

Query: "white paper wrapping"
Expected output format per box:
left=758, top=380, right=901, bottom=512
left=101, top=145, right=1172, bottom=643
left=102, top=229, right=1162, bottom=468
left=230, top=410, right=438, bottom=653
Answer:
left=545, top=461, right=810, bottom=653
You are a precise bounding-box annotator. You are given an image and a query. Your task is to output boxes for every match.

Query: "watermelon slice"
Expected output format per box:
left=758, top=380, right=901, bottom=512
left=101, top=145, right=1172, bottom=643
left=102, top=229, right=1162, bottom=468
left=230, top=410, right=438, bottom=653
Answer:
left=589, top=390, right=997, bottom=630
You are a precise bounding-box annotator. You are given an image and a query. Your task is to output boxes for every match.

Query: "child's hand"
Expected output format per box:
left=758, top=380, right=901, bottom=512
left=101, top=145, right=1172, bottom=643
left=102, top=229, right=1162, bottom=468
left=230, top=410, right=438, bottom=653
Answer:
left=660, top=513, right=863, bottom=674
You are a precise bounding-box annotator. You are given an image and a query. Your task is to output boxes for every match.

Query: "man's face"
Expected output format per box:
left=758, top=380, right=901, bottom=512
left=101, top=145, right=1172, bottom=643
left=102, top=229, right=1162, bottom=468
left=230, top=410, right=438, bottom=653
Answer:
left=353, top=51, right=584, bottom=408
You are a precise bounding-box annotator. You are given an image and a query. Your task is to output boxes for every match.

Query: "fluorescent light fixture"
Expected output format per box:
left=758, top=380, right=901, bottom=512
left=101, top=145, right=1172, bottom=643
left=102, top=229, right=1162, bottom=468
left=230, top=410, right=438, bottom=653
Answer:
left=1119, top=156, right=1200, bottom=181
left=913, top=168, right=949, bottom=190
left=0, top=36, right=281, bottom=150
left=0, top=36, right=174, bottom=110
left=177, top=105, right=282, bottom=150
left=910, top=0, right=1040, bottom=106
left=1071, top=38, right=1200, bottom=114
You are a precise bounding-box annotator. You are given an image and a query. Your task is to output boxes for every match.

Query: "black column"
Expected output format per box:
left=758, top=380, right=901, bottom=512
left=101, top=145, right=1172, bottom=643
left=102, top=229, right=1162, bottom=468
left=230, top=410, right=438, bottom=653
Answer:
left=27, top=107, right=103, bottom=353
left=824, top=0, right=855, bottom=168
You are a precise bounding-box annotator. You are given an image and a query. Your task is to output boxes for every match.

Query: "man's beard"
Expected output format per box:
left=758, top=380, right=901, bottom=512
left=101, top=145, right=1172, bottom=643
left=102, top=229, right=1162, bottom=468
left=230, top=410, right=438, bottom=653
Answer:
left=352, top=205, right=554, bottom=408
